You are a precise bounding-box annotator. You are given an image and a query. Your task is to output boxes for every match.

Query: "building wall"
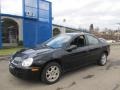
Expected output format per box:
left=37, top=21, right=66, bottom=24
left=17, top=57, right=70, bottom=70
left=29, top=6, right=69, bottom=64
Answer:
left=1, top=16, right=23, bottom=41
left=1, top=16, right=81, bottom=43
left=52, top=24, right=81, bottom=34
left=52, top=25, right=66, bottom=35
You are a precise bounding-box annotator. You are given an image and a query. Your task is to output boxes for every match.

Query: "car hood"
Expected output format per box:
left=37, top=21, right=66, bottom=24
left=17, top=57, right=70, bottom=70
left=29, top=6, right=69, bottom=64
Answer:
left=13, top=48, right=54, bottom=59
left=23, top=48, right=52, bottom=55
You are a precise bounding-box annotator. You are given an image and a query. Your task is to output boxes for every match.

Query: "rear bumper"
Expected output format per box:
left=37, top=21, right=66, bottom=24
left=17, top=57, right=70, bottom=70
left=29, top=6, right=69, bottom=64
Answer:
left=9, top=63, right=40, bottom=79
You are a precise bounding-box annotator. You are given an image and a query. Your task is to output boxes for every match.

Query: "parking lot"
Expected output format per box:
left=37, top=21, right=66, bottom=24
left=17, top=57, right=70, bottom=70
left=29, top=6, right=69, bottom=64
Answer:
left=0, top=46, right=120, bottom=90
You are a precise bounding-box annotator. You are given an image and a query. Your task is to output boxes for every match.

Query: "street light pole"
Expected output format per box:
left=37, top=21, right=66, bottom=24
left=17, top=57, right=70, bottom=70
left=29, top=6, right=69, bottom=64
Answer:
left=117, top=27, right=120, bottom=41
left=117, top=23, right=120, bottom=41
left=62, top=19, right=66, bottom=34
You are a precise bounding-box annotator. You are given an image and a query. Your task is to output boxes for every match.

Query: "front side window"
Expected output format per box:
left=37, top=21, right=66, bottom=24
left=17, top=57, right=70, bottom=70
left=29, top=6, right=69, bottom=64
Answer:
left=86, top=35, right=99, bottom=45
left=70, top=35, right=85, bottom=47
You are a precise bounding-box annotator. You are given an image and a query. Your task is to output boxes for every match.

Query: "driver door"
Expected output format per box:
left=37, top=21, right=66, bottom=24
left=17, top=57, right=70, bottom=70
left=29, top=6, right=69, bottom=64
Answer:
left=62, top=35, right=90, bottom=70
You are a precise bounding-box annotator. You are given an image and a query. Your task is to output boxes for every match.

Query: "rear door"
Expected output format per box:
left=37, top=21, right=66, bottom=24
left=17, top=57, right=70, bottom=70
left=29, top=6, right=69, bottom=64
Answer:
left=85, top=34, right=102, bottom=63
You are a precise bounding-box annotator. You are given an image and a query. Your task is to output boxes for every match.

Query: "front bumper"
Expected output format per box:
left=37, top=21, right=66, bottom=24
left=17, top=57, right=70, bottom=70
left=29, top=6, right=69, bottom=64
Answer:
left=9, top=63, right=41, bottom=79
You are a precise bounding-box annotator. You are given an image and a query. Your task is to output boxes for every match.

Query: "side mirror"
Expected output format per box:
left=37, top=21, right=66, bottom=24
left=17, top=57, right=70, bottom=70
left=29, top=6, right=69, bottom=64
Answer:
left=67, top=45, right=77, bottom=52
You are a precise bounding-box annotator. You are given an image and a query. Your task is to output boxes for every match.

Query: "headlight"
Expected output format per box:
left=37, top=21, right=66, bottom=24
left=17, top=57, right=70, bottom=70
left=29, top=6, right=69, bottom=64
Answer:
left=22, top=58, right=33, bottom=67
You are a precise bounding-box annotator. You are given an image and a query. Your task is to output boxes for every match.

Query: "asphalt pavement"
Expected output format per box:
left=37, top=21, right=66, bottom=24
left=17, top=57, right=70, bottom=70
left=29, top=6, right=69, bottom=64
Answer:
left=0, top=45, right=120, bottom=90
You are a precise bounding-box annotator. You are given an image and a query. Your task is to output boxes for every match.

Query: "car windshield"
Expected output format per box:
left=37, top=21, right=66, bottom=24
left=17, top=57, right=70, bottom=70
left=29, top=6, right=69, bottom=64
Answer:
left=42, top=34, right=72, bottom=49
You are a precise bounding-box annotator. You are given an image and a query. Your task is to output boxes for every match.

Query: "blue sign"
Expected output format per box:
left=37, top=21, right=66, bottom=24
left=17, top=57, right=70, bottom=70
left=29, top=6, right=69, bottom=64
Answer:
left=24, top=0, right=38, bottom=18
left=24, top=0, right=50, bottom=22
left=23, top=0, right=52, bottom=48
left=39, top=1, right=50, bottom=22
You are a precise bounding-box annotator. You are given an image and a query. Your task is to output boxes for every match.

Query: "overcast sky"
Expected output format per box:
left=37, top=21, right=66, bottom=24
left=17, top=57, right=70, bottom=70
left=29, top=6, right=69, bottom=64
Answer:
left=1, top=0, right=120, bottom=30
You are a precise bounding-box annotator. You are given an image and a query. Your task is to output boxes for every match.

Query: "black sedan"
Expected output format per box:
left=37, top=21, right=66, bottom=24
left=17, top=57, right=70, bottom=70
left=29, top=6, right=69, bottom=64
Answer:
left=9, top=33, right=110, bottom=84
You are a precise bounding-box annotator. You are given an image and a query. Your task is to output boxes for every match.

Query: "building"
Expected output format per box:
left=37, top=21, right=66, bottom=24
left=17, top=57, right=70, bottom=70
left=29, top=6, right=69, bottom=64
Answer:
left=0, top=15, right=83, bottom=47
left=0, top=0, right=87, bottom=48
left=52, top=24, right=85, bottom=36
left=0, top=0, right=52, bottom=48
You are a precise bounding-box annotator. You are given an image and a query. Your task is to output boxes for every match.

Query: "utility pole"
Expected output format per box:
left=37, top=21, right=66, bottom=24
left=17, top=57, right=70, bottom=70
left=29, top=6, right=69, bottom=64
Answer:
left=62, top=19, right=66, bottom=34
left=117, top=23, right=120, bottom=41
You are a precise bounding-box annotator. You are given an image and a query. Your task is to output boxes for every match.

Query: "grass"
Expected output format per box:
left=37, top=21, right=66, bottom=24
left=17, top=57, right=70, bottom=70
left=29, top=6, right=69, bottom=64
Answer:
left=0, top=47, right=23, bottom=56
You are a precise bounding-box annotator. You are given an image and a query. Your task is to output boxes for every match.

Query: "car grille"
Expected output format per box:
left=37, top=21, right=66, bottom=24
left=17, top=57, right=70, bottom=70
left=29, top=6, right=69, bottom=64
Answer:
left=13, top=60, right=21, bottom=65
left=12, top=57, right=22, bottom=65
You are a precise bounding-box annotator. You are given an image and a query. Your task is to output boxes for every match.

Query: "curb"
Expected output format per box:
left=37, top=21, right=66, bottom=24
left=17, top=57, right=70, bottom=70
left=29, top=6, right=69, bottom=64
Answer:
left=0, top=55, right=11, bottom=61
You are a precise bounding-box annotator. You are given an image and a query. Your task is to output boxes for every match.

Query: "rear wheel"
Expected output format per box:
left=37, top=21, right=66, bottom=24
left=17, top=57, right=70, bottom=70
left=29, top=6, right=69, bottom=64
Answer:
left=41, top=62, right=62, bottom=84
left=98, top=53, right=107, bottom=66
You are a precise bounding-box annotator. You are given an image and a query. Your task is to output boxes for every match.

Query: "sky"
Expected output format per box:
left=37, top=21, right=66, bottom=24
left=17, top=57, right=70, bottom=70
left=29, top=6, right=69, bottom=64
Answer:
left=1, top=0, right=120, bottom=30
left=0, top=0, right=23, bottom=16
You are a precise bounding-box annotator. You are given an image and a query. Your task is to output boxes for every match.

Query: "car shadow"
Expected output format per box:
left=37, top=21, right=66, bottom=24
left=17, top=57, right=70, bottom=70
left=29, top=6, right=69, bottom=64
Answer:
left=10, top=64, right=97, bottom=86
left=10, top=63, right=106, bottom=86
left=61, top=63, right=98, bottom=80
left=10, top=75, right=46, bottom=87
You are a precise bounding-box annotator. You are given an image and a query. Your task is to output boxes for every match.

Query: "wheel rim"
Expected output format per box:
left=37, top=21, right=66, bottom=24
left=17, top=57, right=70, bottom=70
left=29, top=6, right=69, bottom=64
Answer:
left=101, top=54, right=107, bottom=65
left=46, top=66, right=60, bottom=82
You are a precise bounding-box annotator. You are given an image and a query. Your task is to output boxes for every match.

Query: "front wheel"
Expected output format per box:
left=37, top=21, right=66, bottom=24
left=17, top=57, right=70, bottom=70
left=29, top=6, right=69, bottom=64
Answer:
left=98, top=53, right=108, bottom=66
left=41, top=62, right=62, bottom=84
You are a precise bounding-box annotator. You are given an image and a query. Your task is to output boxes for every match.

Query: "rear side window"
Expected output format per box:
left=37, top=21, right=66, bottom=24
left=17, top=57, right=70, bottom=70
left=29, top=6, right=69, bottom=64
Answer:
left=86, top=35, right=99, bottom=45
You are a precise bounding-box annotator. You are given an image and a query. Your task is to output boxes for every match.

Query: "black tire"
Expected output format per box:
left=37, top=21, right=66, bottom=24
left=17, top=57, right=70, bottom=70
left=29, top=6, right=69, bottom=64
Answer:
left=41, top=62, right=62, bottom=84
left=98, top=53, right=108, bottom=66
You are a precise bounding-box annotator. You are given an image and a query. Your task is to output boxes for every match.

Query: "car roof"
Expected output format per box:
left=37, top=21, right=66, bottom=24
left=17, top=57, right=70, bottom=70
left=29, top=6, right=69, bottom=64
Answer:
left=65, top=32, right=89, bottom=36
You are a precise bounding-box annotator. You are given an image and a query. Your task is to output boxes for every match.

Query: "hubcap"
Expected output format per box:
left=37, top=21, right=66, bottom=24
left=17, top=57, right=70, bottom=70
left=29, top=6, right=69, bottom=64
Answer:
left=101, top=54, right=107, bottom=65
left=46, top=66, right=60, bottom=82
